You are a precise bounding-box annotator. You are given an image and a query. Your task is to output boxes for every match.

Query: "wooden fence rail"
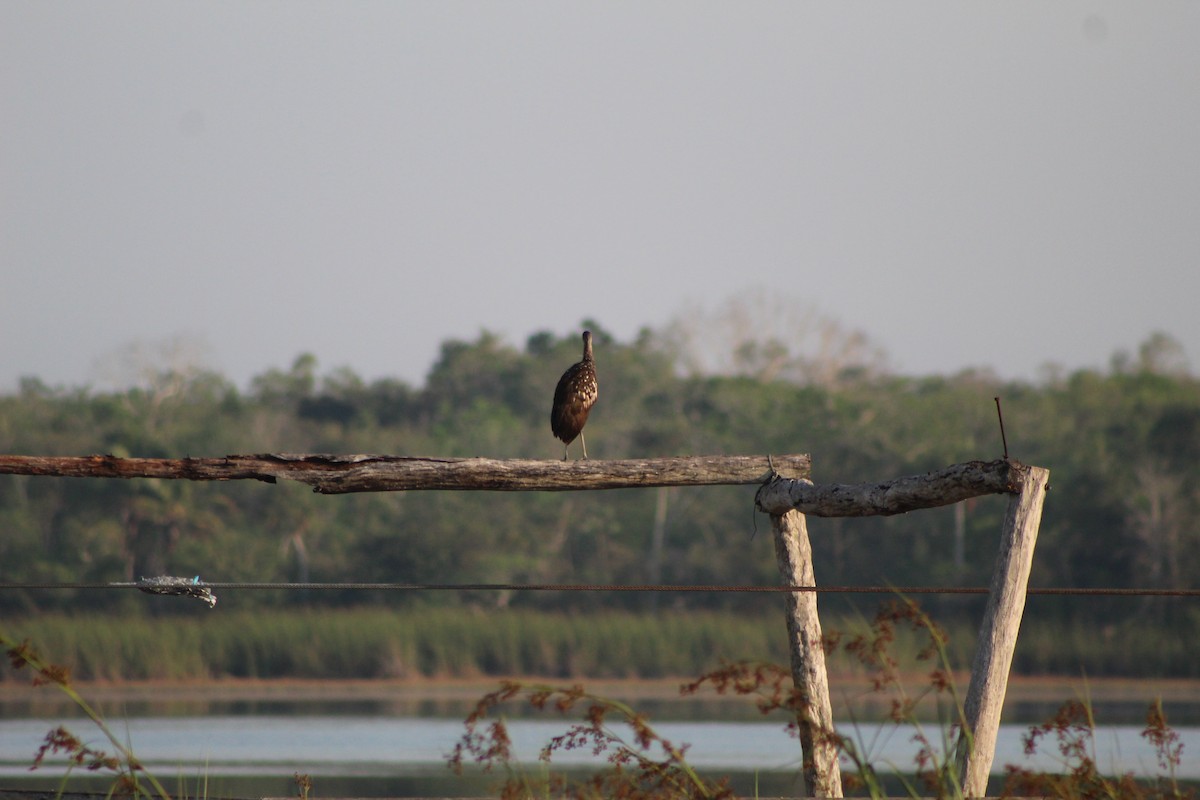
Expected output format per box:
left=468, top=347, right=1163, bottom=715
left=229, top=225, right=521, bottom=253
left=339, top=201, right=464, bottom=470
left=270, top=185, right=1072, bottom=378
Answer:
left=0, top=453, right=810, bottom=493
left=754, top=458, right=1025, bottom=516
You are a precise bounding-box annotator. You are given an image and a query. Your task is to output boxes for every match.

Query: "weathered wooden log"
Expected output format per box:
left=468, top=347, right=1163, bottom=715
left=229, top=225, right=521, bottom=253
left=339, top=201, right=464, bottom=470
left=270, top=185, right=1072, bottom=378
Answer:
left=0, top=453, right=811, bottom=494
left=754, top=458, right=1025, bottom=517
left=771, top=508, right=843, bottom=797
left=955, top=464, right=1050, bottom=796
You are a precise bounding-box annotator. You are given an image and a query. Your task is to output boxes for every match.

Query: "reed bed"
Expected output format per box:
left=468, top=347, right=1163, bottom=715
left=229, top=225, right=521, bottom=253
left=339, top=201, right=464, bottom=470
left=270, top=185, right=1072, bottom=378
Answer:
left=4, top=608, right=790, bottom=681
left=3, top=607, right=1194, bottom=683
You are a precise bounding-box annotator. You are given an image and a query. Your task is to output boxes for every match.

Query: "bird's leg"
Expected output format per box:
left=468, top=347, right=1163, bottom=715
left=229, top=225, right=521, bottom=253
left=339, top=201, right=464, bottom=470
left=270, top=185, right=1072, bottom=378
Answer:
left=562, top=443, right=569, bottom=461
left=580, top=432, right=588, bottom=459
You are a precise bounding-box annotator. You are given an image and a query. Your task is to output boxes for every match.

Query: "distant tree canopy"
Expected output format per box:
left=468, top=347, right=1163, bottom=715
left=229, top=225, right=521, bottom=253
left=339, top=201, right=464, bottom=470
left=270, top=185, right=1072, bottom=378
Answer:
left=0, top=327, right=1196, bottom=634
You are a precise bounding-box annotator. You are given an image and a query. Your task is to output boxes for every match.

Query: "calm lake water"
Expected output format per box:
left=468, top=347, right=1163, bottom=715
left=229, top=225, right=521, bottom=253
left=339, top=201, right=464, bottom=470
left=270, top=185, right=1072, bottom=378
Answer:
left=1, top=692, right=1197, bottom=797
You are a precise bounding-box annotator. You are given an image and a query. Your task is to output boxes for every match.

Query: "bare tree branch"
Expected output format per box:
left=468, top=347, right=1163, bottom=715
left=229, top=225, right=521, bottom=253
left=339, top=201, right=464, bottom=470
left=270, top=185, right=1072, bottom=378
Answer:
left=0, top=453, right=1033, bottom=515
left=755, top=458, right=1028, bottom=517
left=0, top=453, right=812, bottom=494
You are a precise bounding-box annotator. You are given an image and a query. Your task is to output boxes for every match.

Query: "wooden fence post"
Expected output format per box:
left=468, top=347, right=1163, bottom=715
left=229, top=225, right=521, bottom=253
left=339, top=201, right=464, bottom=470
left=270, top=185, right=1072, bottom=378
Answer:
left=955, top=465, right=1050, bottom=796
left=772, top=507, right=843, bottom=797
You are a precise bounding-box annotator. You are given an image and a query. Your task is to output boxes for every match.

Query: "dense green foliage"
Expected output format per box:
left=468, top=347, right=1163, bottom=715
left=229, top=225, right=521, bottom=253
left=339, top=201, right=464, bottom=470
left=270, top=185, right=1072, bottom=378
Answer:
left=2, top=325, right=1198, bottom=673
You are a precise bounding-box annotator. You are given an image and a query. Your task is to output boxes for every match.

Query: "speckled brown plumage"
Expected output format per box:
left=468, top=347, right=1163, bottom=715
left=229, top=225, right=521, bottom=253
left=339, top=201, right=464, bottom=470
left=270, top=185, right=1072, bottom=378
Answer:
left=551, top=330, right=598, bottom=460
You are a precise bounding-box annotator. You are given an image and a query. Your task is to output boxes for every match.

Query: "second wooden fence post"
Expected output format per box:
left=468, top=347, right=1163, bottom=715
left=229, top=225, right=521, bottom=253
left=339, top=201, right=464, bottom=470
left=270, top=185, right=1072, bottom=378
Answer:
left=955, top=465, right=1050, bottom=795
left=772, top=507, right=843, bottom=797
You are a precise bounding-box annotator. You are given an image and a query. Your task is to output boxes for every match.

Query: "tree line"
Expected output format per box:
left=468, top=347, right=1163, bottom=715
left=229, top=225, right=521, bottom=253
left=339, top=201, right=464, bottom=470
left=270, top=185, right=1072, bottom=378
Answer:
left=1, top=324, right=1196, bottom=638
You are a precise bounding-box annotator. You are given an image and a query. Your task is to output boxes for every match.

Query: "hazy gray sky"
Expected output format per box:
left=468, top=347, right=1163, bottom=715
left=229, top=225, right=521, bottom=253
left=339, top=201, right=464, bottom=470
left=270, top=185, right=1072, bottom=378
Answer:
left=3, top=2, right=1198, bottom=391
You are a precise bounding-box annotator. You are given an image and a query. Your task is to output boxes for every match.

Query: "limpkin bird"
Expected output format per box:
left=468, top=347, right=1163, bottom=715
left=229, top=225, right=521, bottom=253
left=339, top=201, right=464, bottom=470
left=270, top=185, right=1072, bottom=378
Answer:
left=551, top=330, right=598, bottom=460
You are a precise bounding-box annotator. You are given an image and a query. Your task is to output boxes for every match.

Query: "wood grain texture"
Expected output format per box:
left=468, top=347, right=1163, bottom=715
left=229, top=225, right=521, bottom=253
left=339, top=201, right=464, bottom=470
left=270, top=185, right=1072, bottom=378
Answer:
left=0, top=453, right=811, bottom=494
left=771, top=508, right=843, bottom=797
left=955, top=464, right=1050, bottom=796
left=755, top=458, right=1025, bottom=517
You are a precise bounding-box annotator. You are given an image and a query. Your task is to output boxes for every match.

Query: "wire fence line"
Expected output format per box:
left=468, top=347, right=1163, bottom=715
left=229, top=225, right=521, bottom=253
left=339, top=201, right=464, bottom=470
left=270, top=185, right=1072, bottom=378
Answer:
left=0, top=581, right=1197, bottom=597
